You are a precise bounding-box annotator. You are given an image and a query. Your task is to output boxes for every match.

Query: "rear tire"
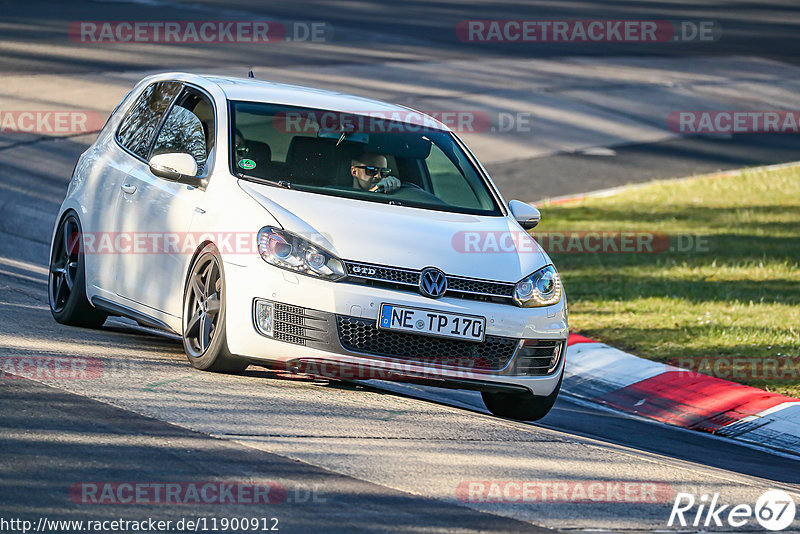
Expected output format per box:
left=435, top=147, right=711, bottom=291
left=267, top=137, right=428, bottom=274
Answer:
left=182, top=244, right=249, bottom=374
left=48, top=213, right=108, bottom=328
left=481, top=373, right=562, bottom=421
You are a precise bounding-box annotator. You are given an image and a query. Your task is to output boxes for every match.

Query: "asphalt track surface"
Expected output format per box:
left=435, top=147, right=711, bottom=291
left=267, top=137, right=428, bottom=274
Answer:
left=1, top=1, right=800, bottom=532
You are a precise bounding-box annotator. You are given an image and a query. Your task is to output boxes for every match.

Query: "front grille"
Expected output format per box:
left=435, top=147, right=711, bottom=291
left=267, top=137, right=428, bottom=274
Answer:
left=272, top=303, right=330, bottom=346
left=448, top=276, right=515, bottom=297
left=346, top=263, right=419, bottom=286
left=343, top=261, right=515, bottom=303
left=336, top=315, right=518, bottom=371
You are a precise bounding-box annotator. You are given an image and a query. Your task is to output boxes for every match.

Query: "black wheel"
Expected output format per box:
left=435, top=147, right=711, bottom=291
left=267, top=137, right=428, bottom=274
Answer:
left=182, top=244, right=249, bottom=373
left=482, top=373, right=562, bottom=421
left=48, top=213, right=108, bottom=328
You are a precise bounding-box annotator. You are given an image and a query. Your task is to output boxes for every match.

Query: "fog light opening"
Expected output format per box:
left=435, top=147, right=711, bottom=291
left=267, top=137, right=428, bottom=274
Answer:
left=513, top=339, right=565, bottom=376
left=550, top=343, right=562, bottom=371
left=254, top=299, right=274, bottom=337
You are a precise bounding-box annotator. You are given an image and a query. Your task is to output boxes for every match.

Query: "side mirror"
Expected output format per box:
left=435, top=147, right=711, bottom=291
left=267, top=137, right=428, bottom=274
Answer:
left=149, top=153, right=201, bottom=185
left=509, top=200, right=541, bottom=229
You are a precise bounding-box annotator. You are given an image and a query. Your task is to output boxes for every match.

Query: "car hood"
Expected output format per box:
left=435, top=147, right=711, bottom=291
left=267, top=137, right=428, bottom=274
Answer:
left=240, top=181, right=550, bottom=283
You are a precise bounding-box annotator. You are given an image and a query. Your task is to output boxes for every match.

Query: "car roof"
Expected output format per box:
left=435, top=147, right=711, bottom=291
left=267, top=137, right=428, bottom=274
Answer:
left=184, top=73, right=450, bottom=132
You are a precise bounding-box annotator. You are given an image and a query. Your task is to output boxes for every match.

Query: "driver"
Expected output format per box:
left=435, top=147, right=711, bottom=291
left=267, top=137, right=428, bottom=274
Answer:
left=350, top=152, right=401, bottom=193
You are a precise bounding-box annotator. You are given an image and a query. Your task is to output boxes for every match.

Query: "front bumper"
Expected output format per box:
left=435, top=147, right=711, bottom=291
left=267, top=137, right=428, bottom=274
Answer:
left=223, top=260, right=568, bottom=396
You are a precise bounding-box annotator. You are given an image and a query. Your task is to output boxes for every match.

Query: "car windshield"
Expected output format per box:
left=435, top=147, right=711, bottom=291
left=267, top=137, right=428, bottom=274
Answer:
left=229, top=101, right=502, bottom=216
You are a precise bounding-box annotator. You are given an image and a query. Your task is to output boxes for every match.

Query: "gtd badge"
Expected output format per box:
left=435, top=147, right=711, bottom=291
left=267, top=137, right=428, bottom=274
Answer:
left=352, top=265, right=377, bottom=276
left=419, top=267, right=448, bottom=298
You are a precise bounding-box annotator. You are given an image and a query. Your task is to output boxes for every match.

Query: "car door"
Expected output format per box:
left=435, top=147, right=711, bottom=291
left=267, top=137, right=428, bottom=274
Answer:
left=106, top=80, right=181, bottom=297
left=112, top=83, right=214, bottom=318
left=81, top=143, right=133, bottom=295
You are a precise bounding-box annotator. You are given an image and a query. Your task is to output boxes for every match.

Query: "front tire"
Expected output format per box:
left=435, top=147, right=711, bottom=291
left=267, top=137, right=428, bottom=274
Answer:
left=48, top=213, right=108, bottom=328
left=482, top=374, right=562, bottom=421
left=182, top=244, right=249, bottom=373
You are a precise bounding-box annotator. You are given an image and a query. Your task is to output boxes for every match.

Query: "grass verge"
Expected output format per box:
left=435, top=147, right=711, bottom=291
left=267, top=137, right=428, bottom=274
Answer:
left=536, top=164, right=800, bottom=397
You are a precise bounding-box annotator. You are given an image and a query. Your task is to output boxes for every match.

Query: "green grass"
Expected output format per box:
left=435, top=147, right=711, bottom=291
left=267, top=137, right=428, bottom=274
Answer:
left=536, top=165, right=800, bottom=397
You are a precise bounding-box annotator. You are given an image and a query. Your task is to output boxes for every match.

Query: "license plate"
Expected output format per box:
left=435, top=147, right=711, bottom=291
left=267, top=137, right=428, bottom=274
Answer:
left=377, top=304, right=486, bottom=342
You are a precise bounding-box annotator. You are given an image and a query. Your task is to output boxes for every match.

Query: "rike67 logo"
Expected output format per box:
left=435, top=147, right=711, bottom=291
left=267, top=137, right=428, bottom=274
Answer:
left=669, top=490, right=797, bottom=531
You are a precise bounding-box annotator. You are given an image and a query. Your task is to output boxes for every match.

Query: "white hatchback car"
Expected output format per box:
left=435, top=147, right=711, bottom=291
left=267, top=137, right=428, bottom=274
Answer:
left=49, top=72, right=568, bottom=420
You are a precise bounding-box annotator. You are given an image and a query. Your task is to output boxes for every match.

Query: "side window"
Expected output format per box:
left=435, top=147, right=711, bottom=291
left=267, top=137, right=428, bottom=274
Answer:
left=152, top=88, right=215, bottom=176
left=116, top=81, right=182, bottom=159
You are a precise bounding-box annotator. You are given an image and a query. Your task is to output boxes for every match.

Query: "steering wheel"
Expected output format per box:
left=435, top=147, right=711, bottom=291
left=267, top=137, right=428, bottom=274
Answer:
left=377, top=182, right=424, bottom=193
left=399, top=182, right=423, bottom=190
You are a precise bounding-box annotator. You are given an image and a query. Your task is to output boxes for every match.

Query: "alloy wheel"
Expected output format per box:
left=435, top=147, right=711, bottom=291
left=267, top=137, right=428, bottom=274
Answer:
left=184, top=254, right=222, bottom=357
left=49, top=216, right=80, bottom=313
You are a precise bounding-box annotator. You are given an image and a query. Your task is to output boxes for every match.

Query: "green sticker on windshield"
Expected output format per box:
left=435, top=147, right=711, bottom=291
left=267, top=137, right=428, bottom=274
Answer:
left=238, top=158, right=256, bottom=170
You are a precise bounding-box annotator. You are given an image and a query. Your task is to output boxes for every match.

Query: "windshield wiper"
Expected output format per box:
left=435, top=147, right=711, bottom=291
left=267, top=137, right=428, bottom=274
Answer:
left=236, top=173, right=292, bottom=189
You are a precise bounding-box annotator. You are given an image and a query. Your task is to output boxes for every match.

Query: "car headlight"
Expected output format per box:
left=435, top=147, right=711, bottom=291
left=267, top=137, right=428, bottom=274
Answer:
left=257, top=227, right=346, bottom=281
left=514, top=265, right=562, bottom=307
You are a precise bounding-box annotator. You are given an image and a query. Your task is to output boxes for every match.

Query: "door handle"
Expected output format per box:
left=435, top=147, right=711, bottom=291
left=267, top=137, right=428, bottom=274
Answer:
left=121, top=183, right=137, bottom=195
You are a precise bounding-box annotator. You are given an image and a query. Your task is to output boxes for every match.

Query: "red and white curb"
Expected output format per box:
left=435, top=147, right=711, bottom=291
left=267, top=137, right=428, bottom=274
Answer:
left=564, top=334, right=800, bottom=456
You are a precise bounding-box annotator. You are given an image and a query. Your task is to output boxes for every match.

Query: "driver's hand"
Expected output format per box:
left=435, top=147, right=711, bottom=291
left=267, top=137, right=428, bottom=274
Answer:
left=370, top=176, right=401, bottom=193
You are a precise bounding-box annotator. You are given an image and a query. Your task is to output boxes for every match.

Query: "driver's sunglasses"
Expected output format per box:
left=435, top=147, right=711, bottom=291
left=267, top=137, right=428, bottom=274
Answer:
left=354, top=165, right=391, bottom=178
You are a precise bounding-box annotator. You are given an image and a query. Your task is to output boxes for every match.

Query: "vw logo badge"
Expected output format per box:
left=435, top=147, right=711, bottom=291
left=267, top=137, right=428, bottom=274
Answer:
left=419, top=267, right=447, bottom=298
